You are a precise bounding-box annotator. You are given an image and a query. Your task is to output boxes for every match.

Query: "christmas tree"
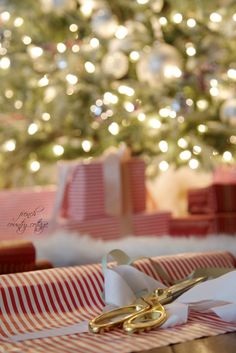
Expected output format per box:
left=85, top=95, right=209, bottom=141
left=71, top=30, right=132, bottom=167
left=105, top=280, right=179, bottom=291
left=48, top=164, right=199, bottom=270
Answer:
left=0, top=0, right=236, bottom=188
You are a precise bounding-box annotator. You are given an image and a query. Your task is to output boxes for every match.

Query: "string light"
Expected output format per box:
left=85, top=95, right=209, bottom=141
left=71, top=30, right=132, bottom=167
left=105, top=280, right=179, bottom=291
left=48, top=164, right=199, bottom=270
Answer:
left=159, top=140, right=168, bottom=152
left=189, top=158, right=199, bottom=169
left=137, top=0, right=149, bottom=4
left=103, top=92, right=118, bottom=104
left=80, top=1, right=94, bottom=17
left=137, top=112, right=146, bottom=121
left=186, top=43, right=196, bottom=56
left=159, top=107, right=170, bottom=118
left=5, top=89, right=14, bottom=98
left=0, top=57, right=10, bottom=69
left=28, top=46, right=43, bottom=59
left=115, top=26, right=128, bottom=39
left=177, top=116, right=185, bottom=123
left=159, top=161, right=169, bottom=171
left=66, top=74, right=78, bottom=85
left=124, top=102, right=135, bottom=112
left=42, top=112, right=51, bottom=121
left=72, top=44, right=80, bottom=53
left=108, top=122, right=119, bottom=135
left=186, top=98, right=193, bottom=106
left=28, top=123, right=39, bottom=135
left=197, top=99, right=208, bottom=110
left=230, top=136, right=236, bottom=144
left=84, top=61, right=95, bottom=73
left=82, top=140, right=92, bottom=152
left=90, top=38, right=99, bottom=48
left=193, top=145, right=202, bottom=154
left=178, top=138, right=188, bottom=148
left=38, top=75, right=49, bottom=87
left=57, top=43, right=67, bottom=53
left=159, top=17, right=168, bottom=26
left=53, top=145, right=64, bottom=156
left=198, top=124, right=208, bottom=133
left=69, top=24, right=78, bottom=32
left=118, top=85, right=135, bottom=96
left=0, top=11, right=10, bottom=22
left=209, top=86, right=219, bottom=97
left=0, top=47, right=7, bottom=55
left=223, top=151, right=232, bottom=161
left=30, top=161, right=40, bottom=172
left=14, top=17, right=24, bottom=27
left=3, top=139, right=16, bottom=152
left=130, top=51, right=140, bottom=61
left=179, top=150, right=191, bottom=160
left=227, top=68, right=236, bottom=80
left=210, top=12, right=222, bottom=22
left=233, top=13, right=236, bottom=21
left=14, top=100, right=23, bottom=109
left=148, top=118, right=161, bottom=129
left=163, top=65, right=182, bottom=78
left=172, top=13, right=183, bottom=24
left=22, top=35, right=32, bottom=45
left=187, top=18, right=196, bottom=28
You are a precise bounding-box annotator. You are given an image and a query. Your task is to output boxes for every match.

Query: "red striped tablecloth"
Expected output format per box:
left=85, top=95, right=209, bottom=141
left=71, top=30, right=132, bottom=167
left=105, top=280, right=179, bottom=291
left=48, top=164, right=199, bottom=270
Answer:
left=1, top=251, right=236, bottom=353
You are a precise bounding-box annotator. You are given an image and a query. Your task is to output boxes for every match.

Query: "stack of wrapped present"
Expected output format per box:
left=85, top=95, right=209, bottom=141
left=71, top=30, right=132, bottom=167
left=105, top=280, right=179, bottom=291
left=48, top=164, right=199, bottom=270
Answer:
left=55, top=147, right=171, bottom=239
left=170, top=165, right=236, bottom=236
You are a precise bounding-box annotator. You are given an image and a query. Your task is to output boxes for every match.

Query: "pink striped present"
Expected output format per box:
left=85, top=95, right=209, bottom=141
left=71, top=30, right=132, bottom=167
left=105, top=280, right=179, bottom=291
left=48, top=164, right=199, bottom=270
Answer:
left=213, top=164, right=236, bottom=183
left=0, top=186, right=56, bottom=240
left=0, top=251, right=235, bottom=353
left=132, top=211, right=171, bottom=236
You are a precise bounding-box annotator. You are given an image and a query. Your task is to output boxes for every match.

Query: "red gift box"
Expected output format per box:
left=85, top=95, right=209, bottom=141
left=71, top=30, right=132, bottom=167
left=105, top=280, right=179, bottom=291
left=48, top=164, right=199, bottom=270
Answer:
left=0, top=186, right=56, bottom=240
left=214, top=213, right=236, bottom=234
left=170, top=214, right=215, bottom=237
left=132, top=212, right=171, bottom=236
left=188, top=183, right=236, bottom=214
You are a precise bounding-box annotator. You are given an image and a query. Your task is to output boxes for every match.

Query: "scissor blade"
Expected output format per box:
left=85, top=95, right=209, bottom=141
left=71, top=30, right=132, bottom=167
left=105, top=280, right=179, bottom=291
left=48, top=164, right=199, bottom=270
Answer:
left=166, top=276, right=207, bottom=301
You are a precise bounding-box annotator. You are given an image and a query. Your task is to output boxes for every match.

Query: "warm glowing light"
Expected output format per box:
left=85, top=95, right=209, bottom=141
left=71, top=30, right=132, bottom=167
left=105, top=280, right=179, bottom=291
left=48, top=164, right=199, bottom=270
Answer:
left=3, top=139, right=16, bottom=151
left=186, top=43, right=196, bottom=56
left=118, top=85, right=135, bottom=96
left=210, top=12, right=222, bottom=22
left=233, top=13, right=236, bottom=21
left=115, top=26, right=128, bottom=39
left=124, top=102, right=135, bottom=112
left=85, top=61, right=95, bottom=73
left=66, top=74, right=78, bottom=85
left=197, top=99, right=208, bottom=110
left=186, top=98, right=193, bottom=106
left=108, top=122, right=119, bottom=135
left=172, top=13, right=183, bottom=24
left=0, top=11, right=10, bottom=22
left=14, top=100, right=23, bottom=109
left=159, top=140, right=168, bottom=152
left=230, top=136, right=236, bottom=144
left=53, top=145, right=64, bottom=156
left=149, top=118, right=161, bottom=129
left=189, top=158, right=199, bottom=169
left=137, top=0, right=149, bottom=4
left=28, top=46, right=43, bottom=59
left=28, top=123, right=39, bottom=135
left=210, top=87, right=219, bottom=97
left=90, top=37, right=99, bottom=48
left=178, top=138, right=188, bottom=148
left=159, top=107, right=170, bottom=118
left=187, top=18, right=196, bottom=27
left=96, top=99, right=103, bottom=106
left=38, top=75, right=49, bottom=87
left=5, top=89, right=13, bottom=98
left=22, top=35, right=32, bottom=45
left=130, top=51, right=140, bottom=61
left=164, top=65, right=182, bottom=78
left=178, top=116, right=185, bottom=123
left=193, top=145, right=202, bottom=154
left=57, top=42, right=67, bottom=53
left=69, top=23, right=78, bottom=32
left=179, top=150, right=191, bottom=160
left=82, top=140, right=92, bottom=152
left=210, top=79, right=218, bottom=87
left=223, top=151, right=232, bottom=161
left=159, top=17, right=168, bottom=26
left=0, top=57, right=10, bottom=69
left=30, top=161, right=40, bottom=172
left=198, top=124, right=208, bottom=133
left=80, top=1, right=94, bottom=17
left=103, top=92, right=118, bottom=104
left=159, top=161, right=169, bottom=171
left=227, top=68, right=236, bottom=80
left=14, top=17, right=24, bottom=27
left=42, top=112, right=51, bottom=121
left=138, top=112, right=146, bottom=121
left=72, top=44, right=80, bottom=53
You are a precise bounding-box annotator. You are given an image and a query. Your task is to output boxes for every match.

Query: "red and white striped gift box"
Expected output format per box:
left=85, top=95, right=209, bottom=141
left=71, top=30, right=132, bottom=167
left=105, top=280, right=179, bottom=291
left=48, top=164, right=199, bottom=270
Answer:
left=1, top=251, right=236, bottom=353
left=0, top=186, right=56, bottom=240
left=57, top=216, right=121, bottom=240
left=132, top=211, right=171, bottom=236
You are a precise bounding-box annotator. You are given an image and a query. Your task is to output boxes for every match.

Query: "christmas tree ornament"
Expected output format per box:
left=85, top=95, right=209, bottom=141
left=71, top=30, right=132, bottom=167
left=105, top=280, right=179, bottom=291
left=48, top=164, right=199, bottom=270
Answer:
left=92, top=9, right=118, bottom=38
left=136, top=43, right=182, bottom=87
left=220, top=99, right=236, bottom=126
left=102, top=51, right=129, bottom=79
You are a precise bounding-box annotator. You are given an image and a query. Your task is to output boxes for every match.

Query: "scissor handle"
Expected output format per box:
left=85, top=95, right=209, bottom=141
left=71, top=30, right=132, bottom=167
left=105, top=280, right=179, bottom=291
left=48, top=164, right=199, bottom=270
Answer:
left=123, top=303, right=167, bottom=334
left=89, top=304, right=148, bottom=333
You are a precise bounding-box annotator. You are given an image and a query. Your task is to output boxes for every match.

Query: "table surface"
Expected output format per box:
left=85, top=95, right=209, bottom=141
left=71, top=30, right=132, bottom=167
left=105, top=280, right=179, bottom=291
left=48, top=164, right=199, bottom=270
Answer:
left=140, top=333, right=236, bottom=353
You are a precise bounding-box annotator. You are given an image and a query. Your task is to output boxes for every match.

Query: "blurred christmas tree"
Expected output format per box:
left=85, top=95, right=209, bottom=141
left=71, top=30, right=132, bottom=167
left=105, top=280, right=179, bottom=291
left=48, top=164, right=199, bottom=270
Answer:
left=0, top=0, right=236, bottom=188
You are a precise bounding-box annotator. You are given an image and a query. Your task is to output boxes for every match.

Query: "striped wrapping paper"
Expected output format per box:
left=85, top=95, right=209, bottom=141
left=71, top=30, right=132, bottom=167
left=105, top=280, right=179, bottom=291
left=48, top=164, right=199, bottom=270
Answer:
left=0, top=187, right=56, bottom=240
left=132, top=211, right=171, bottom=236
left=1, top=251, right=236, bottom=353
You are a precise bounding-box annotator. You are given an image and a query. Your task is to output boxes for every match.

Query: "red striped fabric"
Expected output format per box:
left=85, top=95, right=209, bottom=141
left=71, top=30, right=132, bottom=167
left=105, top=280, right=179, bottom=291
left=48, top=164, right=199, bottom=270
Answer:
left=1, top=251, right=236, bottom=352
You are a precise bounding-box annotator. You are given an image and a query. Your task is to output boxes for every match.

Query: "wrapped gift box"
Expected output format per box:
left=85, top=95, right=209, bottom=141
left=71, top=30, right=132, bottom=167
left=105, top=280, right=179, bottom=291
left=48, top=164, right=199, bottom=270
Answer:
left=132, top=211, right=171, bottom=236
left=215, top=213, right=236, bottom=234
left=213, top=164, right=236, bottom=183
left=188, top=183, right=236, bottom=214
left=170, top=214, right=215, bottom=236
left=0, top=186, right=56, bottom=240
left=1, top=251, right=236, bottom=353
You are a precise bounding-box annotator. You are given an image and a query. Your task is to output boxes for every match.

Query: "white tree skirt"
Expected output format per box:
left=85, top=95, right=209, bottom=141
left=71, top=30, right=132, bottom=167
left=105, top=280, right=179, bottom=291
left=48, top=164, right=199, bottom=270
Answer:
left=33, top=231, right=236, bottom=267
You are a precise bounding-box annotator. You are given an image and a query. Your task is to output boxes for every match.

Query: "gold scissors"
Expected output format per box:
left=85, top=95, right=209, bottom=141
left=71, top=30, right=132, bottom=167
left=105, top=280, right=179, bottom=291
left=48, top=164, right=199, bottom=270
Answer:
left=89, top=276, right=206, bottom=334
